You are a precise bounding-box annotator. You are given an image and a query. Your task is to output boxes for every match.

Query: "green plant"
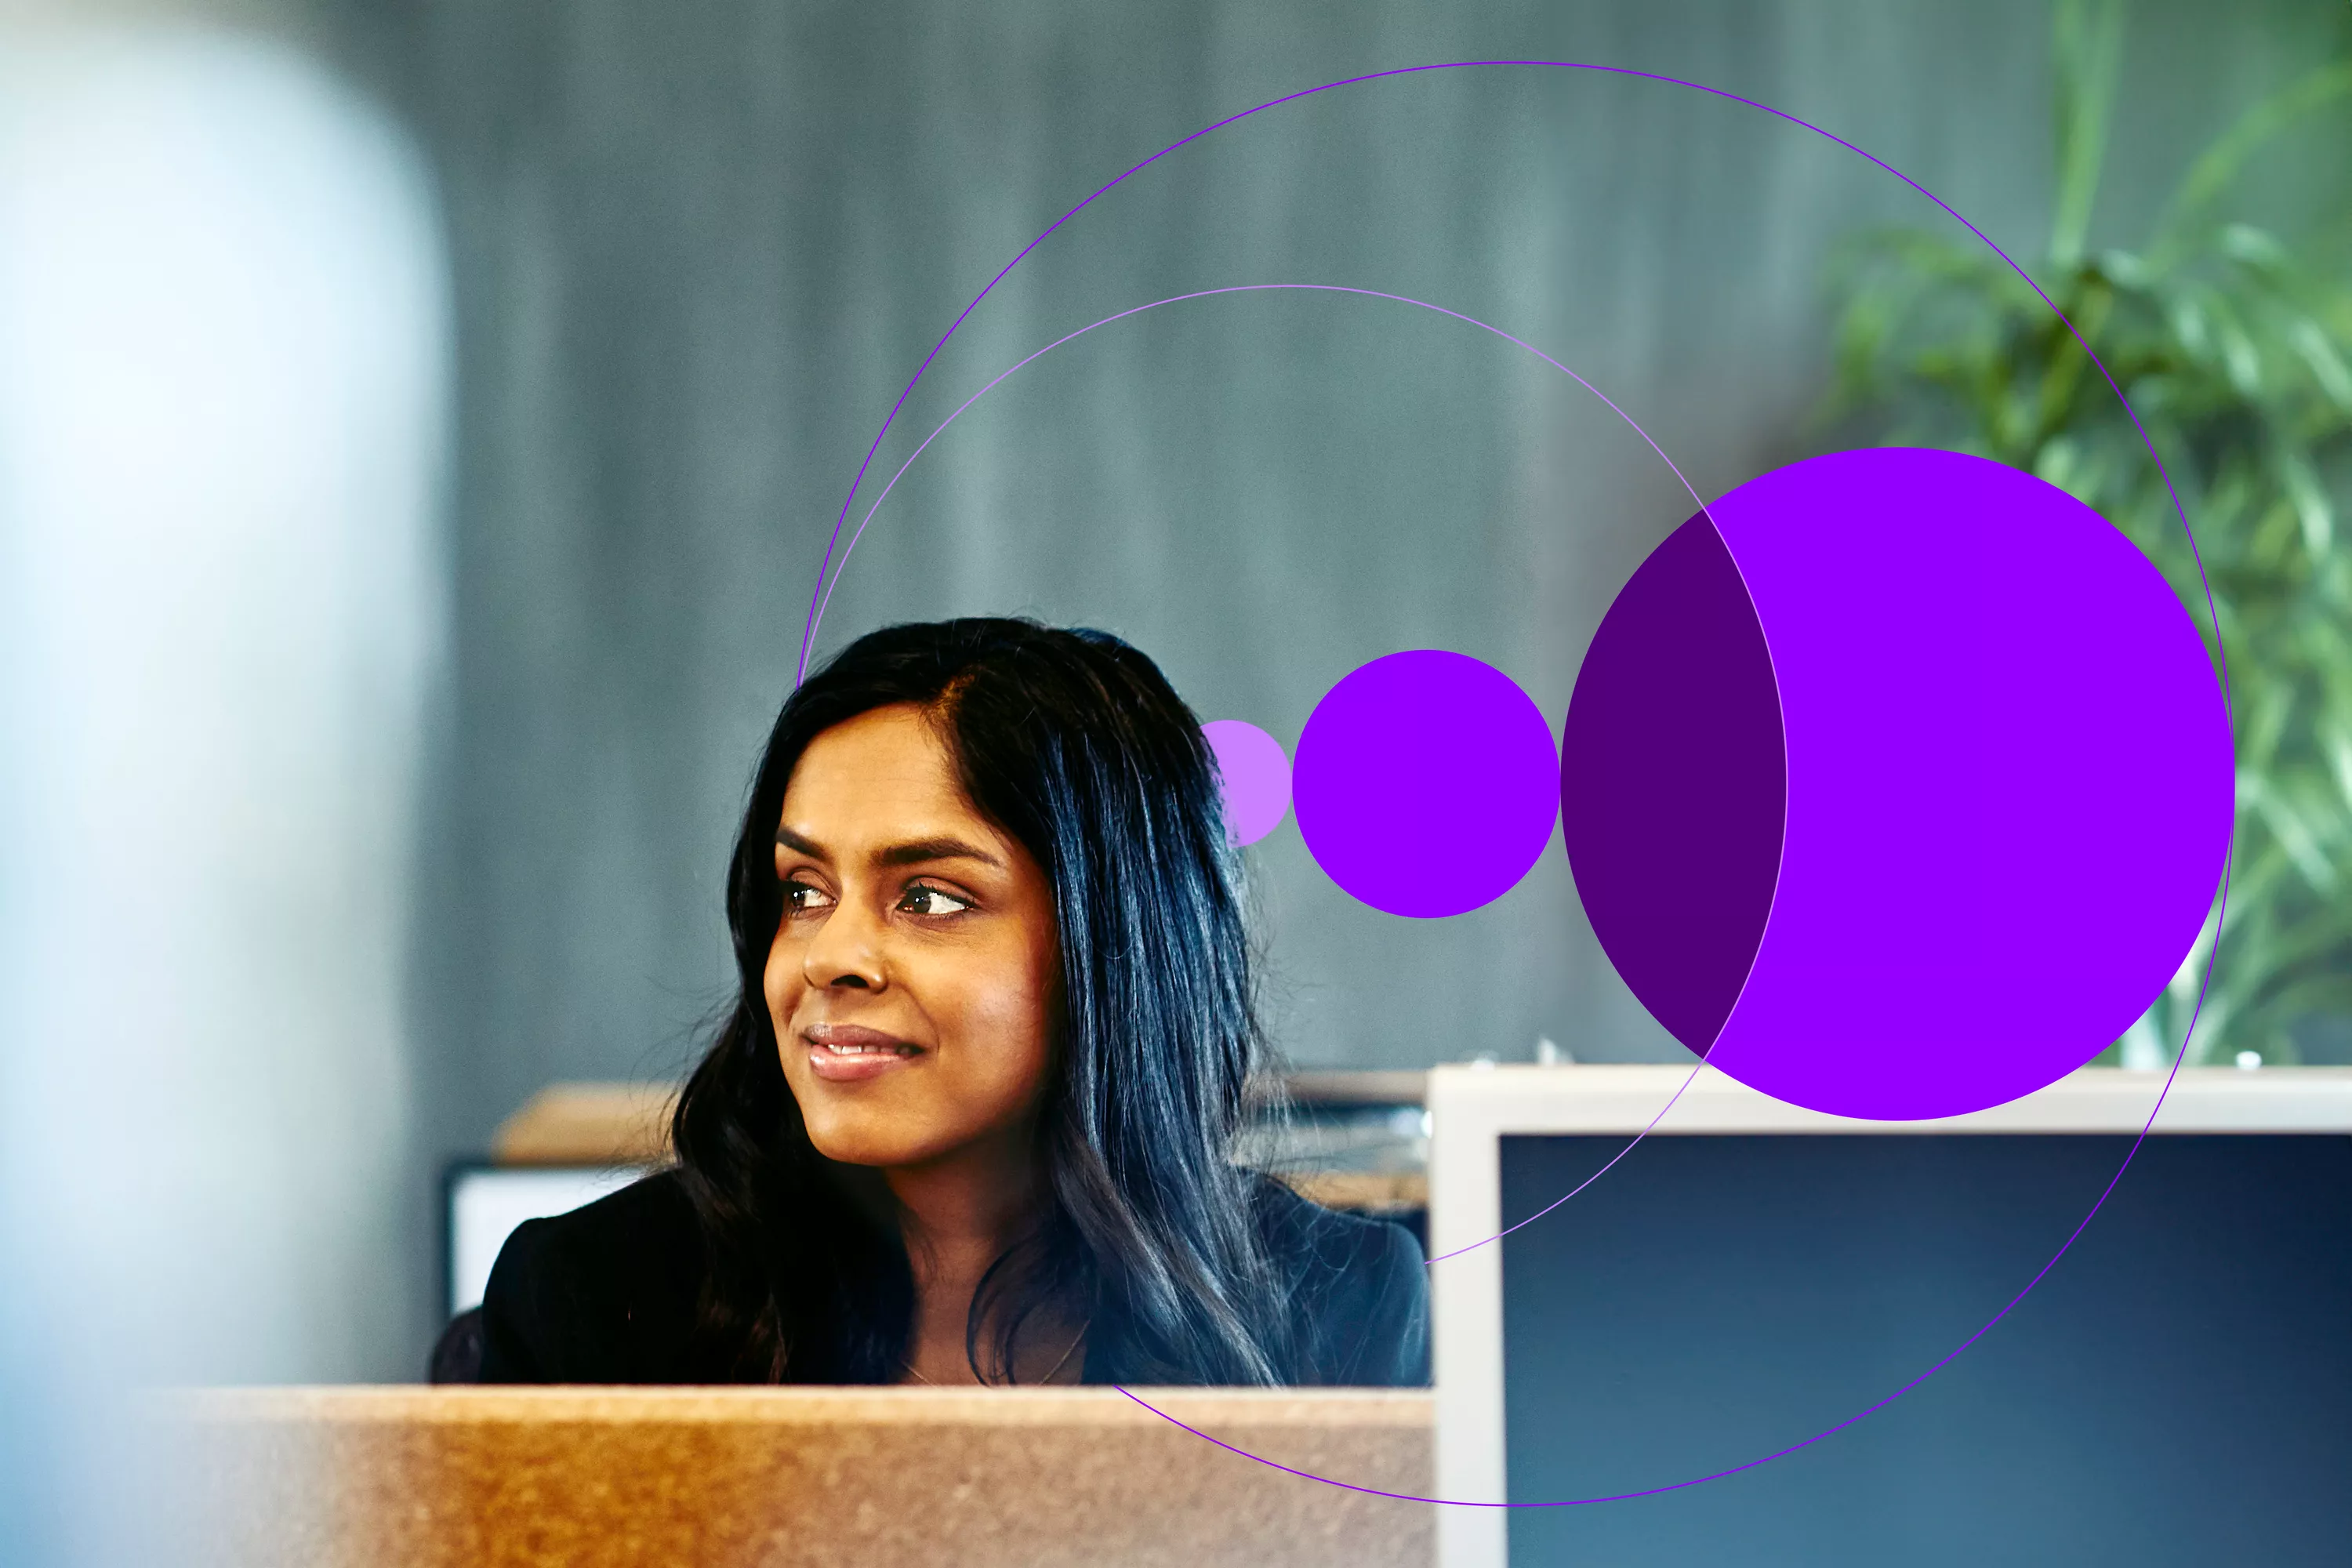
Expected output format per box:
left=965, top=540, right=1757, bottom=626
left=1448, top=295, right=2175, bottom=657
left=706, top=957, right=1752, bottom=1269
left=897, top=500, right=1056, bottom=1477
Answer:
left=1822, top=0, right=2352, bottom=1066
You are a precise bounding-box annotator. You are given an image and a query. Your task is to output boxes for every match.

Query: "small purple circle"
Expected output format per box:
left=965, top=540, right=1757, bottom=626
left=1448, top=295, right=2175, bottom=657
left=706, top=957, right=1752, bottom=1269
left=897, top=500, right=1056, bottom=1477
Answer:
left=1201, top=720, right=1292, bottom=847
left=1293, top=650, right=1560, bottom=918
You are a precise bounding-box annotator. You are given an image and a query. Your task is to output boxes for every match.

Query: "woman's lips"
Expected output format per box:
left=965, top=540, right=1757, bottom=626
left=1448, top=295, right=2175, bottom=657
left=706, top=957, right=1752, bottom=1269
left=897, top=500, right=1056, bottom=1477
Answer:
left=803, top=1024, right=925, bottom=1083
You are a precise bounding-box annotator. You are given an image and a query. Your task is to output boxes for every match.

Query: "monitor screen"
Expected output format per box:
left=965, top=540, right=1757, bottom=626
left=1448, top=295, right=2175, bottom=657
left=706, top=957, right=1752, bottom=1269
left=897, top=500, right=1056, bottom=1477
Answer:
left=445, top=1163, right=648, bottom=1317
left=1498, top=1132, right=2352, bottom=1566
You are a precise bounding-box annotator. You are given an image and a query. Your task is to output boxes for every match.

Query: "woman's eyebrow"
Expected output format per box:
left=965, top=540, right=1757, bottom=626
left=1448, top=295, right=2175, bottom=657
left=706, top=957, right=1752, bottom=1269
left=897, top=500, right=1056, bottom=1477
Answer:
left=775, top=826, right=827, bottom=858
left=874, top=836, right=1004, bottom=869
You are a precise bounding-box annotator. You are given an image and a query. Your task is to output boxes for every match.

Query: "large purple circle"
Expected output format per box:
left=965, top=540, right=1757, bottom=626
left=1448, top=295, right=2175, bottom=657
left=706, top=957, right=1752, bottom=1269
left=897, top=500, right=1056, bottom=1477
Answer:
left=1293, top=650, right=1559, bottom=918
left=1566, top=448, right=2234, bottom=1120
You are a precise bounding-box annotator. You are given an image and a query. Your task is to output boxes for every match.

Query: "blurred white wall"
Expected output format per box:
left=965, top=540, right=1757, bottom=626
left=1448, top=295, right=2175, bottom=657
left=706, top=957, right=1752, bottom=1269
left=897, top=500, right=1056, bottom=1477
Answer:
left=0, top=14, right=445, bottom=1560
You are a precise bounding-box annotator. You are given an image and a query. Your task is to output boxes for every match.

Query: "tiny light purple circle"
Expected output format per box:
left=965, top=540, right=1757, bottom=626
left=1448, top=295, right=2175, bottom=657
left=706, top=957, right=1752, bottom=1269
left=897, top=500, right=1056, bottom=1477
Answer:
left=1293, top=650, right=1560, bottom=918
left=1201, top=720, right=1292, bottom=847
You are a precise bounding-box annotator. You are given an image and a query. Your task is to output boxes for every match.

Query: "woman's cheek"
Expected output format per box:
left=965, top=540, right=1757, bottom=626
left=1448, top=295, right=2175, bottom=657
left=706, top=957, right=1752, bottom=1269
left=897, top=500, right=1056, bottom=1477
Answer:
left=971, top=959, right=1057, bottom=1102
left=764, top=938, right=800, bottom=1035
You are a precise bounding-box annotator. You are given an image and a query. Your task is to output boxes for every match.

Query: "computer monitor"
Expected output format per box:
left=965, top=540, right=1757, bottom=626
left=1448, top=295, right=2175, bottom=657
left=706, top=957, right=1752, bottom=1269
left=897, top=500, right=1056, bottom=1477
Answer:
left=443, top=1162, right=647, bottom=1318
left=1428, top=1065, right=2352, bottom=1568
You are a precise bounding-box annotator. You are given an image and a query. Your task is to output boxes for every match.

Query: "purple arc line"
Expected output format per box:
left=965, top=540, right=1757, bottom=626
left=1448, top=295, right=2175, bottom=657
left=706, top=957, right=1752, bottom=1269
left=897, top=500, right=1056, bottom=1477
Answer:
left=816, top=61, right=2236, bottom=1507
left=804, top=284, right=1710, bottom=666
left=1421, top=1062, right=1708, bottom=1265
left=1116, top=975, right=2225, bottom=1510
left=795, top=60, right=2228, bottom=720
left=798, top=281, right=1720, bottom=1266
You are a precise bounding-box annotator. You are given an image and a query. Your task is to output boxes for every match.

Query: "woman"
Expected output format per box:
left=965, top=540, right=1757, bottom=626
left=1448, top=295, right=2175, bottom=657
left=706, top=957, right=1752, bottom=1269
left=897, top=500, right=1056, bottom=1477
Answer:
left=477, top=618, right=1428, bottom=1386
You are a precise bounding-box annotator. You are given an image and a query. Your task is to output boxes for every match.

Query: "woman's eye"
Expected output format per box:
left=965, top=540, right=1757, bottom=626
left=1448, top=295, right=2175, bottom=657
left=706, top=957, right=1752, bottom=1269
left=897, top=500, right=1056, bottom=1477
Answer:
left=782, top=878, right=835, bottom=914
left=898, top=884, right=975, bottom=917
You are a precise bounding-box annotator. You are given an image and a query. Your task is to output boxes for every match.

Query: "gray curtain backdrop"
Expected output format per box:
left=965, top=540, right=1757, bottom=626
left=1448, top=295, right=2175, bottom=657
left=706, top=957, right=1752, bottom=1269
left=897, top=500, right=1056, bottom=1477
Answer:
left=332, top=0, right=2339, bottom=1369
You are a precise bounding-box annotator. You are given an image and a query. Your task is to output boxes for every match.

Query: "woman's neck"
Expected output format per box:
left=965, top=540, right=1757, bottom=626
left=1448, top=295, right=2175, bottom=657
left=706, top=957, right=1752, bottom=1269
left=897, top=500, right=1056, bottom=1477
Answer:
left=887, top=1133, right=1043, bottom=1276
left=885, top=1124, right=1080, bottom=1384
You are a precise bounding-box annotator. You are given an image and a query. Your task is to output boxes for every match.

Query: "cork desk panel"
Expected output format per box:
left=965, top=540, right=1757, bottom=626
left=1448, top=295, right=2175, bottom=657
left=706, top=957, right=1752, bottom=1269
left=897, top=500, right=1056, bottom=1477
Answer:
left=161, top=1386, right=1435, bottom=1568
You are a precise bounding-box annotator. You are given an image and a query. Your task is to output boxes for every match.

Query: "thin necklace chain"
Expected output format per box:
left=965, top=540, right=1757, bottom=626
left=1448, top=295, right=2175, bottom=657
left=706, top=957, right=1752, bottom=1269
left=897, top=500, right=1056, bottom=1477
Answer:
left=902, top=1321, right=1087, bottom=1387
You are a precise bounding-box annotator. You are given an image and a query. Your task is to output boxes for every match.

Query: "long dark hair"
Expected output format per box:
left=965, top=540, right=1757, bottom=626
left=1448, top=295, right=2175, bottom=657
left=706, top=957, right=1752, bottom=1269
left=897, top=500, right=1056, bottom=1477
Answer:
left=669, top=617, right=1294, bottom=1385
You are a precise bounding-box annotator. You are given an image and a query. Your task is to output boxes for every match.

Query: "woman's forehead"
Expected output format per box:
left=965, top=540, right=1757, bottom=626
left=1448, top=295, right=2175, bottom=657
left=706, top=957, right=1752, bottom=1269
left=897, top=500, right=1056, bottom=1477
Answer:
left=779, top=706, right=1001, bottom=853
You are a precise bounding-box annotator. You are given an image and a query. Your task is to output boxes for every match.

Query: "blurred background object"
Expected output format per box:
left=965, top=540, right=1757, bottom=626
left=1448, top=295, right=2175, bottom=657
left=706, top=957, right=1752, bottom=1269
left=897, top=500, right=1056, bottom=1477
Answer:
left=0, top=2, right=447, bottom=1558
left=1824, top=0, right=2352, bottom=1072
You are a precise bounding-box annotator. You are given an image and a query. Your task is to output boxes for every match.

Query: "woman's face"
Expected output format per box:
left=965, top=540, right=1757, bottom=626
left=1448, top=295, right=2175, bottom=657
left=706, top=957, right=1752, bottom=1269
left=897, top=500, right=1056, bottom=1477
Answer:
left=767, top=702, right=1062, bottom=1171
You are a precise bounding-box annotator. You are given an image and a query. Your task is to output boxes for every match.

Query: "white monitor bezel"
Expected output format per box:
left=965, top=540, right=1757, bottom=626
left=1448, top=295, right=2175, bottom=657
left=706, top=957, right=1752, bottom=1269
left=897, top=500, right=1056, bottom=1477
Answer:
left=1426, top=1062, right=2352, bottom=1568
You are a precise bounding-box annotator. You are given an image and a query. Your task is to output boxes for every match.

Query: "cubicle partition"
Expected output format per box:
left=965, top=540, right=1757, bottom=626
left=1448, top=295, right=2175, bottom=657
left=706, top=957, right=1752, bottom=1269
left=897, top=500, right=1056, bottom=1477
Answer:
left=165, top=1072, right=1446, bottom=1564
left=161, top=1387, right=1433, bottom=1568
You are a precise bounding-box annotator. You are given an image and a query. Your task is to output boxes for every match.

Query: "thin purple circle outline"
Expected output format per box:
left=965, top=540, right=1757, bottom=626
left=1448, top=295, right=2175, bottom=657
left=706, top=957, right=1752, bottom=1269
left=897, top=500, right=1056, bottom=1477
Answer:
left=793, top=60, right=2227, bottom=713
left=1424, top=1062, right=1709, bottom=1265
left=797, top=281, right=1723, bottom=1266
left=804, top=285, right=1709, bottom=661
left=805, top=62, right=2238, bottom=1508
left=1123, top=1023, right=2216, bottom=1509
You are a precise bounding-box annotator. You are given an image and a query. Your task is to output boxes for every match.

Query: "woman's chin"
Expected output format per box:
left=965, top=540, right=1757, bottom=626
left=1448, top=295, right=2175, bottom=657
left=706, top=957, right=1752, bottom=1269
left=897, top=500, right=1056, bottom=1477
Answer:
left=800, top=1115, right=935, bottom=1171
left=788, top=1073, right=1039, bottom=1172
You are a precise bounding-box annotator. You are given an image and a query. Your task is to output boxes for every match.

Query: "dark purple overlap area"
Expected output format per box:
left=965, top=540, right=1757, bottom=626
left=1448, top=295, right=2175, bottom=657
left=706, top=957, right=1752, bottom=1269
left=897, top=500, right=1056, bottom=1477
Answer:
left=1562, top=513, right=1788, bottom=1057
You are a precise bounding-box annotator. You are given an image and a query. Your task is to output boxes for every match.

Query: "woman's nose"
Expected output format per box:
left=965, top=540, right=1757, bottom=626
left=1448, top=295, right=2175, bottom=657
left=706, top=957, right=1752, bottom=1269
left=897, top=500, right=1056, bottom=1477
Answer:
left=801, top=891, right=887, bottom=991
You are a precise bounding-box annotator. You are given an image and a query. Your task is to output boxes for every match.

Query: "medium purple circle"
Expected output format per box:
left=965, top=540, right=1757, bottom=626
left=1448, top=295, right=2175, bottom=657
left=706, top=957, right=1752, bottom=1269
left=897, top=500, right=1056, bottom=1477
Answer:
left=1201, top=719, right=1291, bottom=846
left=1293, top=650, right=1559, bottom=917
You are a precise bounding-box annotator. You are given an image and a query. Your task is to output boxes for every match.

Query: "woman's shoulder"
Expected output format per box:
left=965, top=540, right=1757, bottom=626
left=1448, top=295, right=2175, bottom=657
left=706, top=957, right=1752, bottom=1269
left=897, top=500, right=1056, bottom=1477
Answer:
left=1249, top=1175, right=1417, bottom=1269
left=477, top=1168, right=705, bottom=1383
left=1247, top=1175, right=1430, bottom=1387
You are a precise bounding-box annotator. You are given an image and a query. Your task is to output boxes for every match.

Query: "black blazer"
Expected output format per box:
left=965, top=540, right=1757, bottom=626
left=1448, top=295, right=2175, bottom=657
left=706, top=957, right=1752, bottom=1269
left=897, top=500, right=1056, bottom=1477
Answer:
left=476, top=1168, right=1429, bottom=1387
